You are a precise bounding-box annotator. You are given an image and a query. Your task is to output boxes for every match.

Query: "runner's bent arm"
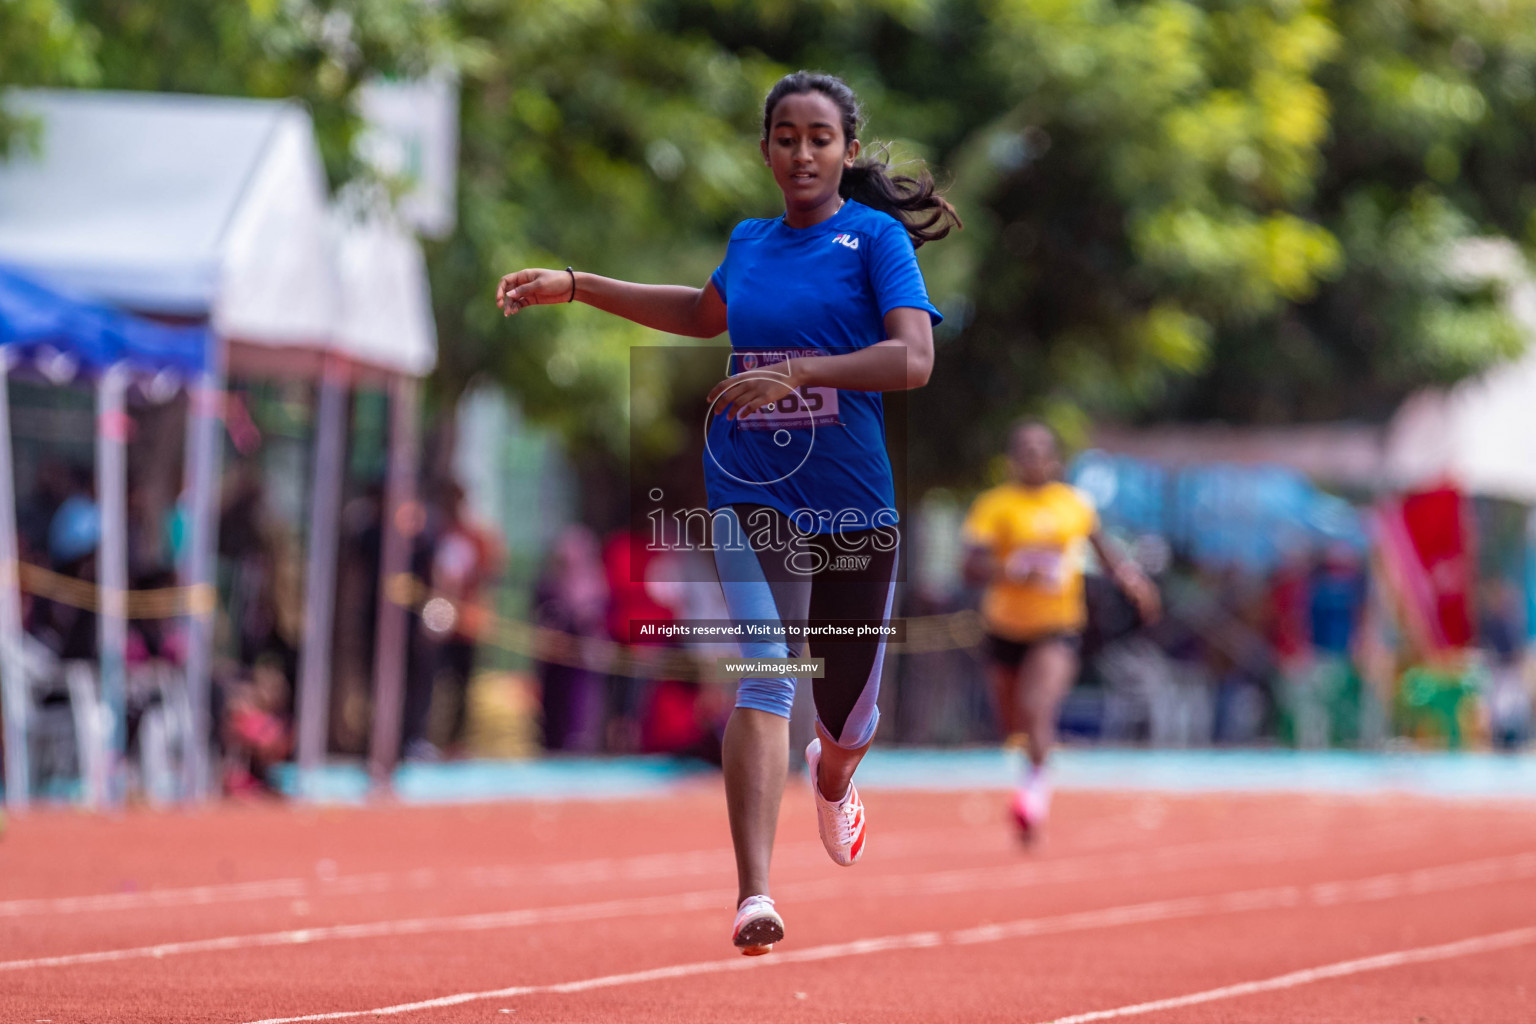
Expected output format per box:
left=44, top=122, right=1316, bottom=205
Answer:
left=496, top=268, right=727, bottom=339
left=1088, top=532, right=1162, bottom=624
left=708, top=307, right=933, bottom=419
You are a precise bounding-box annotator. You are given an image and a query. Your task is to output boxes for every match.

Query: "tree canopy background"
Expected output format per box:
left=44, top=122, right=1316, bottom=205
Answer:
left=5, top=0, right=1536, bottom=495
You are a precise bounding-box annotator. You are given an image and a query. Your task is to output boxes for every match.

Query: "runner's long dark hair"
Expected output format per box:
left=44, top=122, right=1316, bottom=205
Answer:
left=762, top=71, right=962, bottom=248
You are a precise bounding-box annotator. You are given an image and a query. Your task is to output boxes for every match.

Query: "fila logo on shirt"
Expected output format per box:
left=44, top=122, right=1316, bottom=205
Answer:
left=832, top=232, right=860, bottom=250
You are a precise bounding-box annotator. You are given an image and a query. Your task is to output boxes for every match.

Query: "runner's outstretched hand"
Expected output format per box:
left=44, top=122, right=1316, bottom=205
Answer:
left=496, top=268, right=574, bottom=316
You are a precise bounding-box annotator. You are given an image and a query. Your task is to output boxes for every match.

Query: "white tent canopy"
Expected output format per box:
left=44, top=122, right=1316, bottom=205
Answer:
left=329, top=202, right=437, bottom=377
left=0, top=88, right=435, bottom=376
left=0, top=88, right=435, bottom=807
left=1384, top=240, right=1536, bottom=502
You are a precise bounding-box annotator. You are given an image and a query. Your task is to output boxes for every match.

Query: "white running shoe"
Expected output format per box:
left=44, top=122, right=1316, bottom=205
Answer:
left=1010, top=771, right=1051, bottom=841
left=805, top=738, right=866, bottom=866
left=731, top=894, right=783, bottom=956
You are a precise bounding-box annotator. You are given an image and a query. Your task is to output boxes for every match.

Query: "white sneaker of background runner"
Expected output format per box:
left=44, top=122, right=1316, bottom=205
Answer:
left=805, top=737, right=866, bottom=866
left=1013, top=765, right=1052, bottom=832
left=1028, top=766, right=1053, bottom=819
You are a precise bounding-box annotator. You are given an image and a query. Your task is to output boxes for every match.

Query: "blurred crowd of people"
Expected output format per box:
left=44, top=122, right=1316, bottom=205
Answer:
left=217, top=467, right=511, bottom=785
left=17, top=456, right=202, bottom=796
left=526, top=528, right=728, bottom=764
left=899, top=536, right=1534, bottom=753
left=9, top=451, right=1532, bottom=804
left=517, top=522, right=1529, bottom=761
left=399, top=480, right=503, bottom=762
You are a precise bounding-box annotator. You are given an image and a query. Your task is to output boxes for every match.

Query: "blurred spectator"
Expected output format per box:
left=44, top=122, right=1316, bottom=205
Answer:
left=331, top=481, right=386, bottom=753
left=1081, top=569, right=1143, bottom=664
left=1266, top=553, right=1311, bottom=670
left=1310, top=544, right=1366, bottom=659
left=1207, top=567, right=1272, bottom=745
left=218, top=466, right=299, bottom=699
left=1480, top=579, right=1532, bottom=750
left=1262, top=553, right=1315, bottom=746
left=28, top=465, right=100, bottom=660
left=403, top=479, right=502, bottom=760
left=1262, top=544, right=1369, bottom=748
left=641, top=677, right=724, bottom=764
left=599, top=531, right=675, bottom=752
left=1149, top=563, right=1218, bottom=746
left=1084, top=570, right=1157, bottom=742
left=532, top=526, right=608, bottom=752
left=18, top=458, right=76, bottom=563
left=401, top=493, right=446, bottom=761
left=640, top=549, right=728, bottom=765
left=221, top=655, right=293, bottom=797
left=126, top=566, right=184, bottom=665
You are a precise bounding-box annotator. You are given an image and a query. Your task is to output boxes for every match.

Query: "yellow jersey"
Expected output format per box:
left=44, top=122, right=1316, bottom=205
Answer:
left=962, top=482, right=1098, bottom=641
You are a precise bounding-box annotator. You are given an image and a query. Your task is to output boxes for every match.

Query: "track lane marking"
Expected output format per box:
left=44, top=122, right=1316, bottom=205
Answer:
left=0, top=879, right=310, bottom=917
left=230, top=859, right=1536, bottom=1024
left=2, top=791, right=1464, bottom=919
left=0, top=811, right=1432, bottom=922
left=0, top=824, right=1461, bottom=971
left=1032, top=926, right=1536, bottom=1023
left=0, top=837, right=879, bottom=919
left=0, top=828, right=1015, bottom=919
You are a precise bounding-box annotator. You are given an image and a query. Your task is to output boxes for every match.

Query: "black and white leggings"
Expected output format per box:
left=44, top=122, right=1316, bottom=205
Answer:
left=711, top=504, right=898, bottom=749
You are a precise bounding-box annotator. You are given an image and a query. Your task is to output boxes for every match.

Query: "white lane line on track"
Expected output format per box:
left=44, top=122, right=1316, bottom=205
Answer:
left=0, top=838, right=827, bottom=919
left=0, top=879, right=310, bottom=917
left=233, top=862, right=1536, bottom=1024
left=1, top=787, right=1454, bottom=920
left=0, top=822, right=1445, bottom=971
left=0, top=830, right=990, bottom=920
left=1032, top=926, right=1536, bottom=1024
left=0, top=807, right=1431, bottom=922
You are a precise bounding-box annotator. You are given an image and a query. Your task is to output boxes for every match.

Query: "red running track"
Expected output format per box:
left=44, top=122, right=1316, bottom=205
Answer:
left=2, top=781, right=1534, bottom=1023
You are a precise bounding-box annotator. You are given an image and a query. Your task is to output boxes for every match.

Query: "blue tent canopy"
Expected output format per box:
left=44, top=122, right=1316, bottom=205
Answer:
left=0, top=264, right=208, bottom=376
left=1070, top=450, right=1368, bottom=572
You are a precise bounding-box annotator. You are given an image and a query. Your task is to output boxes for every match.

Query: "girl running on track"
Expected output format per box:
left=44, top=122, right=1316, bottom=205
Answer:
left=496, top=71, right=959, bottom=956
left=963, top=420, right=1160, bottom=839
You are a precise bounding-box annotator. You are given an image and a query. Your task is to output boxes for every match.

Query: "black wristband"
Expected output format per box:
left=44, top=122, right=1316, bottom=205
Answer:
left=566, top=266, right=576, bottom=303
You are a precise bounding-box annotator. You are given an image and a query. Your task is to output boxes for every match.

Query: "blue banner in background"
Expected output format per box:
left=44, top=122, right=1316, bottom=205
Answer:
left=1070, top=451, right=1167, bottom=536
left=1069, top=451, right=1368, bottom=572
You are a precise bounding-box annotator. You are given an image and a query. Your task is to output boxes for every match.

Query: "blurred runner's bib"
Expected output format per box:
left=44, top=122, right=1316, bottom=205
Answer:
left=1004, top=546, right=1070, bottom=592
left=731, top=349, right=842, bottom=431
left=962, top=482, right=1099, bottom=640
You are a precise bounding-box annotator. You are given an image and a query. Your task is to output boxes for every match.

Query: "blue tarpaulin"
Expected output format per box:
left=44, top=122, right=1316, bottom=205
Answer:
left=1070, top=449, right=1369, bottom=572
left=0, top=265, right=208, bottom=376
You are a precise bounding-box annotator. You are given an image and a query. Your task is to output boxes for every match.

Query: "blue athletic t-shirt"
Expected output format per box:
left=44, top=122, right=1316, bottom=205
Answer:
left=706, top=199, right=941, bottom=533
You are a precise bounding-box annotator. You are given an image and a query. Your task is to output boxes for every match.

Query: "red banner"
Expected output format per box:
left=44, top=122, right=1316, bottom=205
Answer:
left=1376, top=487, right=1475, bottom=652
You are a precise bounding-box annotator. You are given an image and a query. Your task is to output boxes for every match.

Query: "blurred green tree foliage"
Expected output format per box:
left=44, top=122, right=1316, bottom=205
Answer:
left=432, top=1, right=791, bottom=461
left=438, top=0, right=1536, bottom=485
left=5, top=1, right=1536, bottom=487
left=0, top=0, right=99, bottom=156
left=66, top=0, right=464, bottom=180
left=908, top=0, right=1536, bottom=478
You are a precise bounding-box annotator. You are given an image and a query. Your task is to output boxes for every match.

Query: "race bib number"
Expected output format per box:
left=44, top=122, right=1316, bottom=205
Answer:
left=1005, top=546, right=1068, bottom=591
left=730, top=349, right=842, bottom=431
